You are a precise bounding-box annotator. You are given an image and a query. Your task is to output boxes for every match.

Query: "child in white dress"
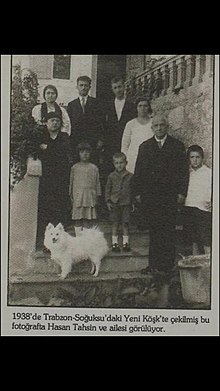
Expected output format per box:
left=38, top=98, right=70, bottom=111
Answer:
left=69, top=142, right=101, bottom=236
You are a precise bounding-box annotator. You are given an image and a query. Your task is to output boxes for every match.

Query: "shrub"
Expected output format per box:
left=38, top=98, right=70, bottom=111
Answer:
left=10, top=65, right=40, bottom=186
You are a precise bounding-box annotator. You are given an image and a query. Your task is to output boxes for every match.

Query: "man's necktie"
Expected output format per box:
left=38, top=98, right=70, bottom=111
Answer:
left=81, top=97, right=86, bottom=114
left=157, top=141, right=162, bottom=149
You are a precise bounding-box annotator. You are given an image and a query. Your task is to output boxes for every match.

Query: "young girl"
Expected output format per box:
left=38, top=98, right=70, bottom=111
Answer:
left=69, top=142, right=101, bottom=236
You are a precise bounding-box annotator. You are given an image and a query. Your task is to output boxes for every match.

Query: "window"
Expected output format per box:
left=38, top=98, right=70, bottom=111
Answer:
left=53, top=55, right=71, bottom=80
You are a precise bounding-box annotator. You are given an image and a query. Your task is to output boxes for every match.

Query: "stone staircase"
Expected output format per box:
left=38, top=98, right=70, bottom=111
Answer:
left=8, top=174, right=210, bottom=309
left=9, top=222, right=157, bottom=308
left=9, top=222, right=207, bottom=309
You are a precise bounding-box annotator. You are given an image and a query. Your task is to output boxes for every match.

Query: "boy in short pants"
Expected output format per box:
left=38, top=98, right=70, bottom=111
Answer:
left=105, top=152, right=133, bottom=252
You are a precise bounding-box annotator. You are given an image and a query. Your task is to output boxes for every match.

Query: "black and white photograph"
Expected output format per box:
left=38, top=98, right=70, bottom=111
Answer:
left=1, top=54, right=219, bottom=336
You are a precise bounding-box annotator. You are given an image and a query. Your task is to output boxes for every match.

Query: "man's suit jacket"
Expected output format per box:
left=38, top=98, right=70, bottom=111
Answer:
left=134, top=135, right=189, bottom=210
left=67, top=96, right=104, bottom=150
left=105, top=98, right=136, bottom=154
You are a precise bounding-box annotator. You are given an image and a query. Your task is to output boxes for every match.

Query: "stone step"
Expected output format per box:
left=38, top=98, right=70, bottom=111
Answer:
left=9, top=270, right=155, bottom=308
left=8, top=224, right=149, bottom=277
left=12, top=252, right=149, bottom=277
left=66, top=224, right=149, bottom=252
left=66, top=221, right=149, bottom=236
left=10, top=270, right=152, bottom=283
left=9, top=266, right=208, bottom=309
left=9, top=266, right=209, bottom=309
left=9, top=223, right=149, bottom=277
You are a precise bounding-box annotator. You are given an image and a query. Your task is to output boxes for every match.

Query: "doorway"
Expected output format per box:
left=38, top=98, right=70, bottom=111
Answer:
left=96, top=55, right=127, bottom=102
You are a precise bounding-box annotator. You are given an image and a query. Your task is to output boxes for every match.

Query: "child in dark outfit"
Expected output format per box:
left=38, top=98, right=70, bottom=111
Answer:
left=105, top=152, right=133, bottom=252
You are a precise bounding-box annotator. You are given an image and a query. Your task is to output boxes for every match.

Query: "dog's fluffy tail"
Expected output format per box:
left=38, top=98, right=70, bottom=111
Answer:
left=81, top=226, right=105, bottom=240
left=80, top=227, right=109, bottom=258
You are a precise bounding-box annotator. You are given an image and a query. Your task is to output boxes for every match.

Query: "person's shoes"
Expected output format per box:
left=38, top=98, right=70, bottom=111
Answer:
left=122, top=243, right=131, bottom=252
left=112, top=243, right=120, bottom=252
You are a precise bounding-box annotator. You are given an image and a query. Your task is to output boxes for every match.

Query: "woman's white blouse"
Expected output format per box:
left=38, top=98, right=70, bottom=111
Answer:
left=121, top=118, right=153, bottom=174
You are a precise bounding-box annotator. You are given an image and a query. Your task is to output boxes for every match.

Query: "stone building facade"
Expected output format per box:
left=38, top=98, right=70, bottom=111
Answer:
left=152, top=79, right=214, bottom=167
left=12, top=55, right=98, bottom=105
left=126, top=55, right=215, bottom=167
left=12, top=54, right=215, bottom=165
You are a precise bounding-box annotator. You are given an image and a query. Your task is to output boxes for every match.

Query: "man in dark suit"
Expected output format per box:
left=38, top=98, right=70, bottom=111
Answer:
left=67, top=75, right=104, bottom=164
left=134, top=113, right=189, bottom=274
left=105, top=76, right=136, bottom=169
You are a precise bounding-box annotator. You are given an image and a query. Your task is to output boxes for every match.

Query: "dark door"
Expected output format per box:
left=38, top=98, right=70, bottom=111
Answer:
left=96, top=55, right=127, bottom=102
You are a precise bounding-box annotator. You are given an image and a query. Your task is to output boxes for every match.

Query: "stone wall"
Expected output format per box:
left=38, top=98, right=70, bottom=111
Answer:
left=151, top=79, right=214, bottom=167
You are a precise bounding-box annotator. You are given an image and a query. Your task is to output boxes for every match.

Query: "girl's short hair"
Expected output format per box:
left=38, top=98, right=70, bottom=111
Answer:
left=187, top=144, right=204, bottom=159
left=135, top=96, right=152, bottom=114
left=77, top=142, right=92, bottom=152
left=43, top=85, right=58, bottom=100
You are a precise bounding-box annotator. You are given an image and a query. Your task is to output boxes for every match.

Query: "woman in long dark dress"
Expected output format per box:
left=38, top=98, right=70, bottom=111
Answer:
left=35, top=111, right=73, bottom=253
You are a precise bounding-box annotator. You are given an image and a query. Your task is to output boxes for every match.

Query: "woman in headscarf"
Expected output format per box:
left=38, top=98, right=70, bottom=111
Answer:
left=35, top=112, right=73, bottom=254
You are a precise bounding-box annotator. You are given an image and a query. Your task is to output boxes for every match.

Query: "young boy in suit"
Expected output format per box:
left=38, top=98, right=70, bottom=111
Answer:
left=105, top=152, right=133, bottom=252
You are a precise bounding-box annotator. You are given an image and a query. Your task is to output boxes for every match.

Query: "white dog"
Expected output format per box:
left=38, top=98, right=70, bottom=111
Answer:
left=44, top=223, right=109, bottom=279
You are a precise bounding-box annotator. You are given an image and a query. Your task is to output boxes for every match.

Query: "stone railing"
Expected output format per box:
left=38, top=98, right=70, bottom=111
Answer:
left=126, top=55, right=214, bottom=100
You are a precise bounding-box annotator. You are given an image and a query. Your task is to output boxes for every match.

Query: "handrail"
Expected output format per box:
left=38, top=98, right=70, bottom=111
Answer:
left=126, top=55, right=214, bottom=100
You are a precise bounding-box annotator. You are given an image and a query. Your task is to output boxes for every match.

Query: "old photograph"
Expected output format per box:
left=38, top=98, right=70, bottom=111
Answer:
left=1, top=54, right=219, bottom=336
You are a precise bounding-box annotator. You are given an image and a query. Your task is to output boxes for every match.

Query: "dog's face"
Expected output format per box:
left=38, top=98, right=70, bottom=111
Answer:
left=44, top=223, right=64, bottom=248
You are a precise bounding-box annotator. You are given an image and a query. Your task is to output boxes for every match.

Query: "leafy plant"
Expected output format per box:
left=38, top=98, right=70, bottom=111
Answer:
left=10, top=65, right=40, bottom=186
